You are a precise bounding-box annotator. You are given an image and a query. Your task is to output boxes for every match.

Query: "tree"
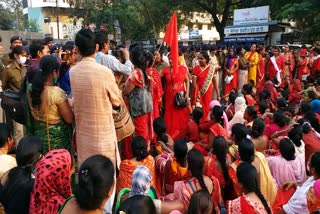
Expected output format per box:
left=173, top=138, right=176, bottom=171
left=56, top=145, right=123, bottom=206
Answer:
left=28, top=19, right=39, bottom=32
left=176, top=0, right=252, bottom=41
left=0, top=4, right=15, bottom=30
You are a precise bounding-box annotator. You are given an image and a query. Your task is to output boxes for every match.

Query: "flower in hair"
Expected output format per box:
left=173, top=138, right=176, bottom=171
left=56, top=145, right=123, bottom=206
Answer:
left=80, top=169, right=89, bottom=176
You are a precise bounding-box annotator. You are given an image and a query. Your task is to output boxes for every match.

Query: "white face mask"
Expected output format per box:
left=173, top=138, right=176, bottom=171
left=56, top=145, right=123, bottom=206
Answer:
left=19, top=56, right=27, bottom=64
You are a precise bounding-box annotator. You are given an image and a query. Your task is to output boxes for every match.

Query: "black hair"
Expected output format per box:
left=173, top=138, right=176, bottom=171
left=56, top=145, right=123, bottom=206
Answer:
left=238, top=138, right=255, bottom=163
left=288, top=124, right=303, bottom=147
left=298, top=118, right=313, bottom=134
left=251, top=118, right=265, bottom=138
left=245, top=106, right=258, bottom=121
left=310, top=152, right=320, bottom=177
left=187, top=149, right=208, bottom=192
left=0, top=123, right=10, bottom=148
left=242, top=84, right=253, bottom=95
left=187, top=190, right=213, bottom=214
left=1, top=136, right=43, bottom=205
left=276, top=98, right=288, bottom=110
left=304, top=111, right=320, bottom=133
left=213, top=136, right=230, bottom=182
left=174, top=139, right=188, bottom=167
left=94, top=30, right=108, bottom=52
left=76, top=155, right=115, bottom=210
left=131, top=46, right=148, bottom=83
left=145, top=51, right=154, bottom=68
left=118, top=195, right=156, bottom=214
left=258, top=101, right=269, bottom=114
left=278, top=89, right=288, bottom=100
left=192, top=107, right=203, bottom=125
left=211, top=105, right=224, bottom=126
left=231, top=123, right=247, bottom=144
left=237, top=162, right=271, bottom=214
left=307, top=76, right=314, bottom=84
left=229, top=91, right=237, bottom=105
left=75, top=29, right=96, bottom=56
left=31, top=55, right=60, bottom=107
left=29, top=40, right=46, bottom=59
left=199, top=50, right=210, bottom=64
left=283, top=106, right=295, bottom=119
left=132, top=136, right=148, bottom=161
left=153, top=117, right=168, bottom=144
left=300, top=101, right=312, bottom=114
left=261, top=90, right=271, bottom=99
left=307, top=90, right=318, bottom=100
left=0, top=36, right=2, bottom=43
left=248, top=79, right=255, bottom=87
left=273, top=110, right=287, bottom=128
left=279, top=138, right=295, bottom=161
left=9, top=45, right=25, bottom=59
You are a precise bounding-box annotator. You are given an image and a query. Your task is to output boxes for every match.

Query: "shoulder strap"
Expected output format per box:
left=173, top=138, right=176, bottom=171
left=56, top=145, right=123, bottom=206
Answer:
left=58, top=195, right=75, bottom=214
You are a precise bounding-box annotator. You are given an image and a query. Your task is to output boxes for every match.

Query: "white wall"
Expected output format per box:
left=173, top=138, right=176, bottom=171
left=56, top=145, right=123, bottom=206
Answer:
left=28, top=0, right=72, bottom=8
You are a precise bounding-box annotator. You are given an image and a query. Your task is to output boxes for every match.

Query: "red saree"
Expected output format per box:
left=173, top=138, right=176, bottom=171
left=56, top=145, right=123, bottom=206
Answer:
left=164, top=158, right=189, bottom=194
left=257, top=54, right=265, bottom=92
left=224, top=58, right=239, bottom=96
left=227, top=195, right=270, bottom=214
left=163, top=65, right=189, bottom=139
left=192, top=65, right=214, bottom=123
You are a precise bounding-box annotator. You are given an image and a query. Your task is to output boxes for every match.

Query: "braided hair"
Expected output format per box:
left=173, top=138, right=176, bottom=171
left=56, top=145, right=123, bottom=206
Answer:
left=211, top=106, right=224, bottom=127
left=187, top=149, right=209, bottom=192
left=237, top=162, right=271, bottom=214
left=153, top=117, right=168, bottom=144
left=213, top=136, right=230, bottom=182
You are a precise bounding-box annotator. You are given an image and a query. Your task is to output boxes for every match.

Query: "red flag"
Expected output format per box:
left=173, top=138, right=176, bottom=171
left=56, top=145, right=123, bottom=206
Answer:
left=163, top=11, right=178, bottom=74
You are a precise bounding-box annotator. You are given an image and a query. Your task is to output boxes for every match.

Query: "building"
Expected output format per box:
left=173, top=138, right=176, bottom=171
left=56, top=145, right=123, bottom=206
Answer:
left=224, top=6, right=292, bottom=46
left=160, top=12, right=219, bottom=45
left=22, top=0, right=83, bottom=39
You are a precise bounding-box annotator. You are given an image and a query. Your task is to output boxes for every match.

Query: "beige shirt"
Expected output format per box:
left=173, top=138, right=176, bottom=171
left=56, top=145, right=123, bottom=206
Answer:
left=70, top=57, right=121, bottom=167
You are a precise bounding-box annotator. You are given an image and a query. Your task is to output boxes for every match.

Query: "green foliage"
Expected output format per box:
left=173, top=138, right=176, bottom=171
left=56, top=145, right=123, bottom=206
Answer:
left=28, top=19, right=39, bottom=32
left=0, top=4, right=15, bottom=30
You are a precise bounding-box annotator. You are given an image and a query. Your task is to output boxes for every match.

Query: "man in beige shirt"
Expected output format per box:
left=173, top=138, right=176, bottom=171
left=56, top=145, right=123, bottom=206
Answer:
left=70, top=29, right=121, bottom=213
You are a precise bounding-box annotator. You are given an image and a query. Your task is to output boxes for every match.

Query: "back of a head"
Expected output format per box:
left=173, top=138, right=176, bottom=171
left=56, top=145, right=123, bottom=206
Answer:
left=76, top=155, right=115, bottom=210
left=236, top=162, right=258, bottom=193
left=301, top=101, right=312, bottom=114
left=259, top=101, right=269, bottom=114
left=251, top=118, right=265, bottom=138
left=132, top=136, right=148, bottom=161
left=153, top=117, right=168, bottom=143
left=242, top=84, right=253, bottom=94
left=131, top=46, right=146, bottom=70
left=192, top=107, right=203, bottom=124
left=232, top=123, right=247, bottom=143
left=187, top=190, right=213, bottom=214
left=277, top=98, right=288, bottom=110
left=16, top=136, right=43, bottom=167
left=304, top=111, right=320, bottom=132
left=75, top=29, right=96, bottom=56
left=311, top=152, right=320, bottom=177
left=0, top=123, right=10, bottom=148
left=246, top=105, right=258, bottom=119
left=118, top=195, right=156, bottom=214
left=174, top=139, right=188, bottom=165
left=288, top=124, right=303, bottom=147
left=239, top=138, right=255, bottom=163
left=273, top=110, right=287, bottom=127
left=130, top=166, right=151, bottom=197
left=39, top=55, right=60, bottom=76
left=279, top=138, right=296, bottom=161
left=187, top=149, right=204, bottom=177
left=299, top=118, right=313, bottom=134
left=211, top=105, right=223, bottom=125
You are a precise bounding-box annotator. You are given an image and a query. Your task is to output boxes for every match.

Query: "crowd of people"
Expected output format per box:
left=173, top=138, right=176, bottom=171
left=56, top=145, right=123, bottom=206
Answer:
left=0, top=29, right=320, bottom=214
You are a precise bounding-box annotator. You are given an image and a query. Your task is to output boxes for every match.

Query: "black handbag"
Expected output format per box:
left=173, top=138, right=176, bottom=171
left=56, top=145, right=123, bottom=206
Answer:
left=1, top=89, right=25, bottom=124
left=129, top=71, right=153, bottom=117
left=170, top=67, right=187, bottom=108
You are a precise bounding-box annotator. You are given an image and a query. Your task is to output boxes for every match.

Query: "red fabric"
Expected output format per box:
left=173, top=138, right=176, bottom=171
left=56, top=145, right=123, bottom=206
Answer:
left=267, top=56, right=285, bottom=80
left=297, top=57, right=311, bottom=79
left=209, top=123, right=227, bottom=138
left=240, top=195, right=260, bottom=214
left=272, top=187, right=296, bottom=213
left=192, top=65, right=213, bottom=122
left=199, top=120, right=214, bottom=133
left=224, top=58, right=239, bottom=96
left=303, top=130, right=320, bottom=165
left=163, top=65, right=189, bottom=138
left=29, top=149, right=72, bottom=214
left=312, top=57, right=320, bottom=74
left=245, top=95, right=256, bottom=106
left=257, top=54, right=265, bottom=92
left=193, top=143, right=209, bottom=156
left=178, top=119, right=200, bottom=142
left=204, top=155, right=225, bottom=188
left=264, top=123, right=287, bottom=150
left=163, top=11, right=178, bottom=75
left=147, top=67, right=163, bottom=119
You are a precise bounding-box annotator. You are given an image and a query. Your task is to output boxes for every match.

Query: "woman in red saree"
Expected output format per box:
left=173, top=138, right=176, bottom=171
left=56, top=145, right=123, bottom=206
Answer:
left=227, top=163, right=272, bottom=214
left=161, top=55, right=190, bottom=139
left=192, top=50, right=219, bottom=123
left=297, top=49, right=311, bottom=80
left=117, top=136, right=159, bottom=194
left=224, top=48, right=239, bottom=97
left=257, top=46, right=266, bottom=92
left=266, top=46, right=285, bottom=81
